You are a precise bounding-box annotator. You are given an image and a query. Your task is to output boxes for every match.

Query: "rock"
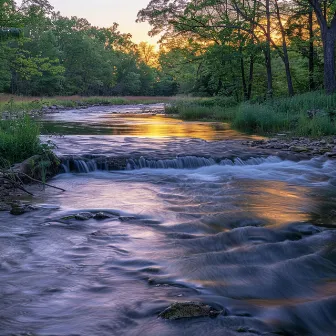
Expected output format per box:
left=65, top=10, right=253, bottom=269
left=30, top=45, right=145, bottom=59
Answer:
left=119, top=216, right=136, bottom=221
left=93, top=212, right=112, bottom=220
left=290, top=146, right=309, bottom=153
left=13, top=152, right=61, bottom=181
left=319, top=148, right=330, bottom=154
left=10, top=205, right=26, bottom=216
left=75, top=212, right=94, bottom=221
left=0, top=203, right=11, bottom=211
left=10, top=203, right=39, bottom=216
left=158, top=302, right=222, bottom=320
left=327, top=152, right=336, bottom=158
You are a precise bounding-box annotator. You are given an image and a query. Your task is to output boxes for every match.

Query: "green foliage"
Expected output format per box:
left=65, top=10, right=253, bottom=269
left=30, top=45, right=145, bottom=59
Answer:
left=233, top=92, right=336, bottom=136
left=0, top=2, right=178, bottom=97
left=170, top=92, right=336, bottom=136
left=0, top=115, right=41, bottom=164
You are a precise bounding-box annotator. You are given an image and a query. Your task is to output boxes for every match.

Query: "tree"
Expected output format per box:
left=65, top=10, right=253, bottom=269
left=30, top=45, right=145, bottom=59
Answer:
left=305, top=0, right=336, bottom=93
left=137, top=42, right=158, bottom=67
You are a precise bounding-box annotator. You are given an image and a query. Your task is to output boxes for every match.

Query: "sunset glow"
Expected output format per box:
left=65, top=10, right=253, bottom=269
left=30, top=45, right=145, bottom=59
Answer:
left=31, top=0, right=159, bottom=44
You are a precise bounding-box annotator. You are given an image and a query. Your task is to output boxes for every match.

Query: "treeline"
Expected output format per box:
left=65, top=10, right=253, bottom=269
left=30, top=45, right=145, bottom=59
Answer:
left=0, top=0, right=178, bottom=96
left=138, top=0, right=336, bottom=100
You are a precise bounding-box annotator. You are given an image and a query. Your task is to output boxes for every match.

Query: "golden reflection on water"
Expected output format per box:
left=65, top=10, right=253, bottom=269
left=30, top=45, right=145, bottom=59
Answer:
left=104, top=115, right=264, bottom=140
left=237, top=180, right=311, bottom=226
left=43, top=114, right=265, bottom=141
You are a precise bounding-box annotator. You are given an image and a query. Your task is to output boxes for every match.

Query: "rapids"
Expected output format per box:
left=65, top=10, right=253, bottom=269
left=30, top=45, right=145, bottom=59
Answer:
left=0, top=104, right=335, bottom=336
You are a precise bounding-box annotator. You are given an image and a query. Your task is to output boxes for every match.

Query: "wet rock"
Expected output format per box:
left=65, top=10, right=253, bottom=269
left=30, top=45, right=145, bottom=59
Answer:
left=158, top=302, right=222, bottom=320
left=9, top=203, right=38, bottom=216
left=93, top=212, right=112, bottom=220
left=119, top=216, right=136, bottom=221
left=327, top=152, right=336, bottom=158
left=10, top=205, right=26, bottom=216
left=61, top=212, right=94, bottom=221
left=290, top=146, right=309, bottom=153
left=74, top=212, right=94, bottom=220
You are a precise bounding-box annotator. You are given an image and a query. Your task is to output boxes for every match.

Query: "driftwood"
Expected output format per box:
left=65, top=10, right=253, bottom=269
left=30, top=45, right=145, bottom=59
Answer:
left=18, top=172, right=66, bottom=192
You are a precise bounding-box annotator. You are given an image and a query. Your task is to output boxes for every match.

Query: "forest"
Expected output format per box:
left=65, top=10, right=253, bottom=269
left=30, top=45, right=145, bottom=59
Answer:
left=0, top=0, right=178, bottom=96
left=1, top=0, right=335, bottom=101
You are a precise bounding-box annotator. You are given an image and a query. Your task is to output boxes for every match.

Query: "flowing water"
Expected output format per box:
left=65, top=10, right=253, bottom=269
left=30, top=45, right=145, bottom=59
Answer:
left=1, top=105, right=336, bottom=336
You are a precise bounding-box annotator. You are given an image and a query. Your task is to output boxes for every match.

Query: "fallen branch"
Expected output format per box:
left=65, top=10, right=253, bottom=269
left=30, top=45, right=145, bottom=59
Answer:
left=19, top=172, right=66, bottom=192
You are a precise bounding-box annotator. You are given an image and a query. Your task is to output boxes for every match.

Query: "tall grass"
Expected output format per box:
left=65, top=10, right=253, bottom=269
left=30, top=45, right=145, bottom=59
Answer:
left=169, top=91, right=336, bottom=136
left=165, top=96, right=237, bottom=121
left=0, top=115, right=42, bottom=165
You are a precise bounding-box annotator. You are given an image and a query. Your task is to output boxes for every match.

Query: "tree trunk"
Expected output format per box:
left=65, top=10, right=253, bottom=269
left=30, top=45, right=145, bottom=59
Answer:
left=308, top=0, right=336, bottom=94
left=323, top=32, right=336, bottom=94
left=265, top=0, right=273, bottom=98
left=274, top=0, right=294, bottom=96
left=240, top=47, right=248, bottom=100
left=308, top=8, right=315, bottom=90
left=247, top=55, right=254, bottom=100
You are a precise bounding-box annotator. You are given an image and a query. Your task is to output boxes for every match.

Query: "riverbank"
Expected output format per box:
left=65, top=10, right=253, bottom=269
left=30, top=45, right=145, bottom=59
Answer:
left=0, top=95, right=172, bottom=117
left=167, top=91, right=336, bottom=137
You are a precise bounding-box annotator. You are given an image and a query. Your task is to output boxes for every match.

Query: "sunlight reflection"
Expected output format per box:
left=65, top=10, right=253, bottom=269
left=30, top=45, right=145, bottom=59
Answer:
left=237, top=180, right=311, bottom=226
left=42, top=114, right=264, bottom=141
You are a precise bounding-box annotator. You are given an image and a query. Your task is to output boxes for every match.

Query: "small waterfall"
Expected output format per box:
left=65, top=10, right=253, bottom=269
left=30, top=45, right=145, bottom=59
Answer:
left=126, top=155, right=282, bottom=170
left=60, top=158, right=98, bottom=173
left=126, top=156, right=217, bottom=170
left=220, top=156, right=281, bottom=166
left=60, top=155, right=282, bottom=173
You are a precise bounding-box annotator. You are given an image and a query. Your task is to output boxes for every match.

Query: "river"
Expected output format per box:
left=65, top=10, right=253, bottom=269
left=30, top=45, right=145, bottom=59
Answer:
left=1, top=104, right=336, bottom=335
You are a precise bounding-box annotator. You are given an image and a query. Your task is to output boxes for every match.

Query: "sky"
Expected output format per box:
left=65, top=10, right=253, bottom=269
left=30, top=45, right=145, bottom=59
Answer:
left=40, top=0, right=159, bottom=45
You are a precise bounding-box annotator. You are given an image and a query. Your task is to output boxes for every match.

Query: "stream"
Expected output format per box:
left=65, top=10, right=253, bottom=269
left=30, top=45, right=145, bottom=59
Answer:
left=1, top=104, right=336, bottom=336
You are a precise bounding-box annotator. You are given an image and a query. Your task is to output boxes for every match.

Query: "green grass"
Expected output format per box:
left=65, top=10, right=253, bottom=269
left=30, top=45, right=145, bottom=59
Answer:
left=0, top=115, right=42, bottom=165
left=168, top=91, right=336, bottom=137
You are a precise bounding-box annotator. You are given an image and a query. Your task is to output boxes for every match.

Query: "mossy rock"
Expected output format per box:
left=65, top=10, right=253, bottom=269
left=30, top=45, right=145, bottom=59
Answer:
left=14, top=152, right=61, bottom=181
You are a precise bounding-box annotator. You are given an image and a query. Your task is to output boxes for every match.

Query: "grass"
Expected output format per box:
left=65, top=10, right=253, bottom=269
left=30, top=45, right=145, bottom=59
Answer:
left=0, top=115, right=43, bottom=165
left=167, top=91, right=336, bottom=137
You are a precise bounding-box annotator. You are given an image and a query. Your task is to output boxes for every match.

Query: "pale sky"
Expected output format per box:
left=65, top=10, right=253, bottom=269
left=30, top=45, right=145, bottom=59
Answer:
left=33, top=0, right=159, bottom=45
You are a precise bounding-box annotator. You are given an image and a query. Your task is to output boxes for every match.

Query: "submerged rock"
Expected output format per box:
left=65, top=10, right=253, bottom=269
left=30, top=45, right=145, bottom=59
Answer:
left=74, top=212, right=94, bottom=221
left=158, top=302, right=222, bottom=320
left=93, top=212, right=112, bottom=220
left=119, top=216, right=136, bottom=221
left=62, top=212, right=115, bottom=221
